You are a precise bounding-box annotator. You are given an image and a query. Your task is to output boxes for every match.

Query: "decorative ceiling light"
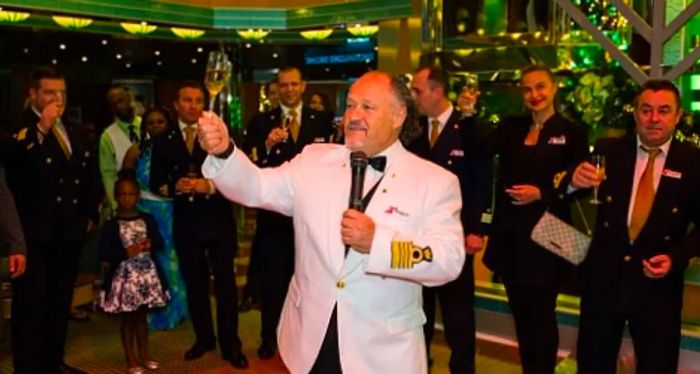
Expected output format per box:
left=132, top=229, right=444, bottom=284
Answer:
left=300, top=29, right=333, bottom=41
left=120, top=21, right=157, bottom=35
left=0, top=10, right=30, bottom=23
left=236, top=29, right=270, bottom=40
left=347, top=24, right=378, bottom=37
left=52, top=15, right=93, bottom=29
left=171, top=27, right=205, bottom=39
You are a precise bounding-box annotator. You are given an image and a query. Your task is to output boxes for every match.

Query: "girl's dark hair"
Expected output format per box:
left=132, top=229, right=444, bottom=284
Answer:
left=115, top=169, right=139, bottom=193
left=139, top=107, right=175, bottom=152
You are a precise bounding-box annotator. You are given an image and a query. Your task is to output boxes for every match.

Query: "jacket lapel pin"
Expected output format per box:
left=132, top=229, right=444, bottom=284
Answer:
left=662, top=169, right=682, bottom=179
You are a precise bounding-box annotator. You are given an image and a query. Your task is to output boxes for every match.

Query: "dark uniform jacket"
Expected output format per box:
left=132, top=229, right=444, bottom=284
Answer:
left=150, top=126, right=235, bottom=236
left=566, top=137, right=700, bottom=315
left=244, top=106, right=334, bottom=168
left=407, top=110, right=492, bottom=235
left=481, top=113, right=589, bottom=286
left=2, top=109, right=100, bottom=245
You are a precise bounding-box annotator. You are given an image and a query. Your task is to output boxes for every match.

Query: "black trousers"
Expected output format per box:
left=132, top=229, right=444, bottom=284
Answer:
left=12, top=242, right=81, bottom=373
left=423, top=255, right=475, bottom=374
left=256, top=213, right=295, bottom=345
left=577, top=299, right=681, bottom=374
left=309, top=306, right=342, bottom=374
left=174, top=225, right=241, bottom=355
left=504, top=282, right=559, bottom=374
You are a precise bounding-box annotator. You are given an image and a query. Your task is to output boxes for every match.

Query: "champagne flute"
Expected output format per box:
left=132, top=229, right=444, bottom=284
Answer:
left=589, top=154, right=606, bottom=205
left=204, top=51, right=232, bottom=112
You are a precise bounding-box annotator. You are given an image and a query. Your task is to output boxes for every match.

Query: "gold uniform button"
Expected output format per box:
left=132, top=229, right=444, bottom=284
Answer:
left=606, top=196, right=612, bottom=203
left=672, top=207, right=679, bottom=214
left=46, top=157, right=52, bottom=164
left=664, top=235, right=671, bottom=241
left=603, top=221, right=609, bottom=228
left=558, top=194, right=564, bottom=199
left=336, top=280, right=345, bottom=289
left=56, top=196, right=62, bottom=203
left=75, top=179, right=80, bottom=185
left=72, top=198, right=78, bottom=205
left=624, top=255, right=631, bottom=262
left=447, top=160, right=452, bottom=166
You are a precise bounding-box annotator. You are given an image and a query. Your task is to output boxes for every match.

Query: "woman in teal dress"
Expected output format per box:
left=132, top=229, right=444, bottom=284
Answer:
left=123, top=107, right=189, bottom=330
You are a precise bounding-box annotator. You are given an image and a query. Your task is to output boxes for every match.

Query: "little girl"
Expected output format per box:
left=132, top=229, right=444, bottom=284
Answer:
left=99, top=171, right=169, bottom=373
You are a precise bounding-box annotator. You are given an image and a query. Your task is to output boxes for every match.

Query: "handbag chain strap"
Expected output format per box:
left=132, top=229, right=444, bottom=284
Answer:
left=574, top=198, right=592, bottom=236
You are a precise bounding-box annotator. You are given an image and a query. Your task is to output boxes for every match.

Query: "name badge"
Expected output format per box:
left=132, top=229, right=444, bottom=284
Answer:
left=662, top=169, right=682, bottom=179
left=548, top=135, right=566, bottom=145
left=450, top=149, right=465, bottom=157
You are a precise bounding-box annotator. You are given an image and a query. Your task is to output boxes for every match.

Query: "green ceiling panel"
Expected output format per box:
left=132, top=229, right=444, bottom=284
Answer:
left=0, top=0, right=412, bottom=30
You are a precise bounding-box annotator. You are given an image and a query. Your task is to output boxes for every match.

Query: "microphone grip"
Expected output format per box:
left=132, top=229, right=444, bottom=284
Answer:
left=349, top=163, right=367, bottom=211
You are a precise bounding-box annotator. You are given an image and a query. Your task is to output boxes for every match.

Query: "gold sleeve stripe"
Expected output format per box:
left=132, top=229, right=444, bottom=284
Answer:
left=391, top=241, right=433, bottom=269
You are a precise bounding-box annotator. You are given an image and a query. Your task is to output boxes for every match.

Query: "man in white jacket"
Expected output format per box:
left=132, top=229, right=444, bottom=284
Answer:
left=198, top=71, right=465, bottom=374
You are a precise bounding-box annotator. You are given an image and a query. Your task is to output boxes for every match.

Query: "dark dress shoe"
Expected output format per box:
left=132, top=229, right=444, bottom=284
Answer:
left=184, top=343, right=215, bottom=361
left=257, top=341, right=277, bottom=359
left=58, top=363, right=87, bottom=374
left=226, top=351, right=249, bottom=369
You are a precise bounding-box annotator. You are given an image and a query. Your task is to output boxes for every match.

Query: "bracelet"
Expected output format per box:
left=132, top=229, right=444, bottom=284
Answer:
left=215, top=139, right=235, bottom=159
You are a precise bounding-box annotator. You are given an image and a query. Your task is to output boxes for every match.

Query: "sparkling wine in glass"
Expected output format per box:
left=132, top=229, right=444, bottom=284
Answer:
left=589, top=154, right=606, bottom=205
left=204, top=51, right=232, bottom=112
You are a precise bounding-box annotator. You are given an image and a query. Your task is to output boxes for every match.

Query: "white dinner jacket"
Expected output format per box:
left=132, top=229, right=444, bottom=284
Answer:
left=203, top=141, right=465, bottom=374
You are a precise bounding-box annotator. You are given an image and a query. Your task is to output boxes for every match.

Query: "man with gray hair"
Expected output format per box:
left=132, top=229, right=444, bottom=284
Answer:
left=197, top=71, right=465, bottom=373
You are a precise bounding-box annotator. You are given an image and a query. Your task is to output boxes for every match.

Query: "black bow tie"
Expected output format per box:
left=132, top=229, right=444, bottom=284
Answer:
left=368, top=156, right=386, bottom=172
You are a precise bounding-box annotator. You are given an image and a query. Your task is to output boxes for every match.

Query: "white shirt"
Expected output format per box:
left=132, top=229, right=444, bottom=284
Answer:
left=177, top=119, right=217, bottom=194
left=627, top=136, right=672, bottom=226
left=428, top=105, right=454, bottom=139
left=280, top=103, right=303, bottom=125
left=179, top=119, right=197, bottom=141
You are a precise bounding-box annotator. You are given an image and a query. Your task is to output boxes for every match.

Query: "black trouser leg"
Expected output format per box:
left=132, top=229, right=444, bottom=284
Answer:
left=175, top=234, right=216, bottom=347
left=309, top=306, right=342, bottom=374
left=504, top=283, right=559, bottom=374
left=207, top=234, right=241, bottom=355
left=439, top=255, right=475, bottom=374
left=259, top=223, right=294, bottom=345
left=576, top=298, right=625, bottom=374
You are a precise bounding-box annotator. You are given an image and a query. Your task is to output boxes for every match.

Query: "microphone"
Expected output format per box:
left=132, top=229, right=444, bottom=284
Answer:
left=349, top=151, right=368, bottom=211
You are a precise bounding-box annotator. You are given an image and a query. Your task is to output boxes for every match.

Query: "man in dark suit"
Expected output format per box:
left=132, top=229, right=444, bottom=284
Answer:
left=569, top=79, right=700, bottom=374
left=150, top=82, right=248, bottom=369
left=243, top=66, right=334, bottom=359
left=3, top=66, right=100, bottom=374
left=408, top=65, right=492, bottom=374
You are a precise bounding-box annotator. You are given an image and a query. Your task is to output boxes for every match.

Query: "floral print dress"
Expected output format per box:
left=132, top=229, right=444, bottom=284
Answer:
left=99, top=217, right=169, bottom=313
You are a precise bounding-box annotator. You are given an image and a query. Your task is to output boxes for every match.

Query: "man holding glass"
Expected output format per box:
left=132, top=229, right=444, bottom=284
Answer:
left=197, top=70, right=465, bottom=373
left=150, top=82, right=247, bottom=368
left=243, top=66, right=334, bottom=360
left=569, top=79, right=700, bottom=373
left=2, top=66, right=100, bottom=374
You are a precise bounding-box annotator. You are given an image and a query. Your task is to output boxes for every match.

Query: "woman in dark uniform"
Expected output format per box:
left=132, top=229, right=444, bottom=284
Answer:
left=481, top=64, right=589, bottom=374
